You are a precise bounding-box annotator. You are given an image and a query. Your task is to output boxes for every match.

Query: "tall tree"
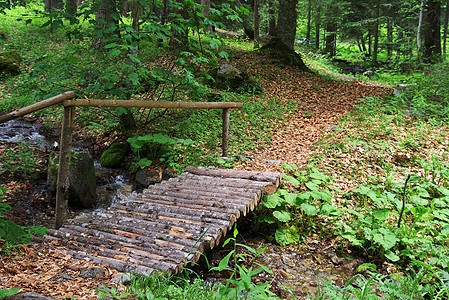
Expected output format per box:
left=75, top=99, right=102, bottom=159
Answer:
left=314, top=0, right=321, bottom=49
left=254, top=0, right=260, bottom=48
left=267, top=0, right=276, bottom=36
left=276, top=0, right=299, bottom=50
left=372, top=0, right=380, bottom=65
left=306, top=0, right=312, bottom=41
left=443, top=0, right=449, bottom=54
left=424, top=0, right=442, bottom=63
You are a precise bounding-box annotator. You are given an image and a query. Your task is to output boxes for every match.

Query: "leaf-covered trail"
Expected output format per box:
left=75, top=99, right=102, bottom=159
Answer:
left=232, top=51, right=392, bottom=172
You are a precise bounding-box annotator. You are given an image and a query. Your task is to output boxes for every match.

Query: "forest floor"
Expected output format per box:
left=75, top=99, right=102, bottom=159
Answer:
left=0, top=49, right=392, bottom=299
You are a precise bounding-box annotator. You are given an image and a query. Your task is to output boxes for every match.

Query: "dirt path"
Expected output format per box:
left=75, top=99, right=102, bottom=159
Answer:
left=233, top=52, right=392, bottom=172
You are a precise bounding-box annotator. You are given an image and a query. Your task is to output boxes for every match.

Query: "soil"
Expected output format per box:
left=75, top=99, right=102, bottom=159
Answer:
left=0, top=48, right=392, bottom=299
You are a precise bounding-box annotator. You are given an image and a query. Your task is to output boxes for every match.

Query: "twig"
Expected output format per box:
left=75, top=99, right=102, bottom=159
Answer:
left=397, top=174, right=411, bottom=228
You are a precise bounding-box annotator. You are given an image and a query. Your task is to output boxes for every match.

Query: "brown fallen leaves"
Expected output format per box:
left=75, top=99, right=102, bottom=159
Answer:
left=0, top=245, right=121, bottom=299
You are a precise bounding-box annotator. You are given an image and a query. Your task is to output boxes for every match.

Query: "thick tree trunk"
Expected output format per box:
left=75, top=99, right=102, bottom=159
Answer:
left=424, top=0, right=442, bottom=63
left=314, top=2, right=321, bottom=49
left=94, top=0, right=120, bottom=48
left=306, top=0, right=312, bottom=41
left=387, top=17, right=393, bottom=59
left=45, top=0, right=63, bottom=12
left=417, top=0, right=425, bottom=62
left=268, top=0, right=276, bottom=36
left=65, top=0, right=77, bottom=15
left=276, top=0, right=299, bottom=50
left=254, top=0, right=260, bottom=48
left=372, top=0, right=380, bottom=65
left=325, top=21, right=337, bottom=56
left=200, top=0, right=212, bottom=33
left=443, top=0, right=449, bottom=54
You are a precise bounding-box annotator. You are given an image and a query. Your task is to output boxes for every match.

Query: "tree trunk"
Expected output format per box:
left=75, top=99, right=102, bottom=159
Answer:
left=387, top=17, right=393, bottom=60
left=396, top=30, right=403, bottom=60
left=306, top=0, right=312, bottom=41
left=254, top=0, right=260, bottom=48
left=325, top=21, right=337, bottom=56
left=276, top=0, right=299, bottom=50
left=200, top=0, right=212, bottom=33
left=314, top=1, right=321, bottom=49
left=372, top=0, right=380, bottom=65
left=417, top=0, right=425, bottom=62
left=65, top=0, right=77, bottom=15
left=443, top=0, right=449, bottom=54
left=45, top=0, right=63, bottom=12
left=93, top=0, right=119, bottom=48
left=424, top=0, right=442, bottom=63
left=268, top=0, right=276, bottom=36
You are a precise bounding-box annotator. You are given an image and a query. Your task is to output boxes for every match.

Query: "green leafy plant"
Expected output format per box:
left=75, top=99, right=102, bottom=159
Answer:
left=257, top=164, right=340, bottom=245
left=127, top=133, right=194, bottom=172
left=211, top=226, right=278, bottom=299
left=0, top=143, right=43, bottom=178
left=0, top=288, right=21, bottom=299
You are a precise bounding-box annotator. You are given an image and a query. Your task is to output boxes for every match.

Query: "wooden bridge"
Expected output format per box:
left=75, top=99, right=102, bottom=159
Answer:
left=35, top=167, right=281, bottom=274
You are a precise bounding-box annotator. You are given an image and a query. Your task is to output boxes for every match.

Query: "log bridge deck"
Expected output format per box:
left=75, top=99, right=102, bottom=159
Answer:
left=36, top=167, right=281, bottom=275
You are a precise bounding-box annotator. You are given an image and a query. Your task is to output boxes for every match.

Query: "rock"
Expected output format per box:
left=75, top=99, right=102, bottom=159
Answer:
left=208, top=63, right=263, bottom=94
left=112, top=273, right=132, bottom=284
left=135, top=169, right=160, bottom=187
left=0, top=50, right=21, bottom=76
left=4, top=292, right=55, bottom=300
left=79, top=267, right=106, bottom=279
left=100, top=141, right=130, bottom=168
left=53, top=271, right=74, bottom=280
left=393, top=83, right=416, bottom=98
left=161, top=169, right=174, bottom=181
left=48, top=150, right=97, bottom=208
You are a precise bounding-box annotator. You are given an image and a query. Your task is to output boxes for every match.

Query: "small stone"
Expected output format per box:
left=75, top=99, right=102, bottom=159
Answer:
left=135, top=169, right=160, bottom=187
left=79, top=267, right=106, bottom=279
left=112, top=273, right=132, bottom=284
left=262, top=158, right=282, bottom=164
left=53, top=271, right=74, bottom=281
left=161, top=169, right=174, bottom=181
left=326, top=125, right=337, bottom=131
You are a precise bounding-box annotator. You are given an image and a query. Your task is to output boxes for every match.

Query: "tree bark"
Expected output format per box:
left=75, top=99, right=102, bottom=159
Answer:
left=314, top=1, right=321, bottom=49
left=372, top=0, right=380, bottom=65
left=254, top=0, right=260, bottom=48
left=268, top=0, right=276, bottom=36
left=45, top=0, right=63, bottom=12
left=443, top=0, right=449, bottom=54
left=424, top=0, right=442, bottom=63
left=417, top=0, right=425, bottom=62
left=387, top=17, right=393, bottom=60
left=306, top=0, right=312, bottom=41
left=276, top=0, right=299, bottom=50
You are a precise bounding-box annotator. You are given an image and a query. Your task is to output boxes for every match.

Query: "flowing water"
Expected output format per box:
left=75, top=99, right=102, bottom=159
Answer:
left=1, top=120, right=358, bottom=298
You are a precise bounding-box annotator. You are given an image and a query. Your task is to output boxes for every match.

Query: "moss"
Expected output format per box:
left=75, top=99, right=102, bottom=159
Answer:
left=100, top=141, right=130, bottom=168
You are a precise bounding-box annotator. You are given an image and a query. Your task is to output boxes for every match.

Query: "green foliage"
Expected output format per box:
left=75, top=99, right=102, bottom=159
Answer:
left=0, top=288, right=21, bottom=299
left=127, top=133, right=194, bottom=172
left=0, top=187, right=48, bottom=254
left=257, top=164, right=340, bottom=246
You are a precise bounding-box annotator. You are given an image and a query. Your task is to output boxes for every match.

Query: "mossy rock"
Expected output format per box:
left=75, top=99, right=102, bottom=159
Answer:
left=259, top=38, right=310, bottom=72
left=208, top=63, right=263, bottom=95
left=0, top=50, right=22, bottom=76
left=100, top=141, right=130, bottom=168
left=47, top=150, right=97, bottom=209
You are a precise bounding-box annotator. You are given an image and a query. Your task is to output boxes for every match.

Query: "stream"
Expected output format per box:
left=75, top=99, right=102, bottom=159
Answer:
left=0, top=119, right=358, bottom=299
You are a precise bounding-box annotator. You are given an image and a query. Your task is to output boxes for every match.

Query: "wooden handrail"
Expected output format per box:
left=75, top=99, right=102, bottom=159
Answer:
left=63, top=99, right=243, bottom=109
left=0, top=91, right=75, bottom=124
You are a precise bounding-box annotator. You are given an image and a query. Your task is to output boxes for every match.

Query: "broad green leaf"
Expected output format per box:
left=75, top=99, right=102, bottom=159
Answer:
left=283, top=174, right=300, bottom=185
left=283, top=193, right=297, bottom=205
left=305, top=181, right=319, bottom=191
left=262, top=194, right=283, bottom=208
left=273, top=210, right=291, bottom=222
left=0, top=288, right=21, bottom=298
left=212, top=251, right=233, bottom=271
left=385, top=250, right=400, bottom=262
left=373, top=209, right=392, bottom=222
left=275, top=226, right=300, bottom=246
left=138, top=158, right=152, bottom=168
left=373, top=228, right=398, bottom=250
left=301, top=203, right=318, bottom=216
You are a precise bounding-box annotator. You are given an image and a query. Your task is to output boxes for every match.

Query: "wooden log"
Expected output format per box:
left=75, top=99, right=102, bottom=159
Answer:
left=141, top=189, right=252, bottom=216
left=222, top=108, right=230, bottom=157
left=46, top=229, right=181, bottom=272
left=55, top=106, right=75, bottom=229
left=0, top=91, right=75, bottom=124
left=91, top=209, right=224, bottom=245
left=63, top=99, right=243, bottom=109
left=185, top=167, right=282, bottom=186
left=60, top=224, right=197, bottom=261
left=131, top=194, right=241, bottom=219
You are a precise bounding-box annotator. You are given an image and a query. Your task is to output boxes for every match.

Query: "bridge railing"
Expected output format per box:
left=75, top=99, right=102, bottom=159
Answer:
left=0, top=92, right=243, bottom=228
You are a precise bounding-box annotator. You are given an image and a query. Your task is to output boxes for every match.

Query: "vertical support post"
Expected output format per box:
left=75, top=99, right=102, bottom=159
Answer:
left=222, top=108, right=230, bottom=157
left=55, top=106, right=75, bottom=229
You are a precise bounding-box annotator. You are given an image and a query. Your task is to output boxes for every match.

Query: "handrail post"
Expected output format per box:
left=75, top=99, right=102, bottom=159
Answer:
left=55, top=106, right=75, bottom=229
left=222, top=108, right=230, bottom=157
